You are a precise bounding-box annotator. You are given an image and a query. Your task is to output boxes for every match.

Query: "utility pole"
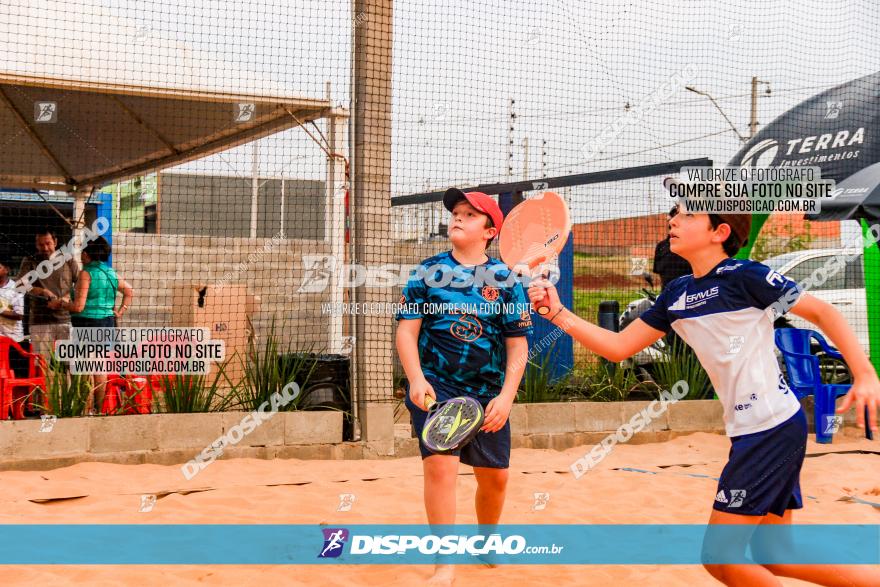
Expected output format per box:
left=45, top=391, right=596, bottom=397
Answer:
left=507, top=98, right=516, bottom=177
left=750, top=77, right=771, bottom=138
left=541, top=138, right=547, bottom=178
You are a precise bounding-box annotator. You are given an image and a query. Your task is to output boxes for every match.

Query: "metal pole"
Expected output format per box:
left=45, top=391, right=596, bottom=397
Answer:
left=750, top=76, right=758, bottom=139
left=250, top=142, right=259, bottom=238
left=280, top=177, right=285, bottom=238
left=326, top=82, right=345, bottom=354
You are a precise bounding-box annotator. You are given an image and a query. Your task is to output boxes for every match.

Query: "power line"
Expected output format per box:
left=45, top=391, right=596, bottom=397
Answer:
left=393, top=129, right=733, bottom=195
left=395, top=83, right=840, bottom=126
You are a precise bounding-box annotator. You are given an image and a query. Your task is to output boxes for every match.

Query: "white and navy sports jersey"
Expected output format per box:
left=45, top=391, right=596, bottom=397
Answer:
left=640, top=258, right=804, bottom=437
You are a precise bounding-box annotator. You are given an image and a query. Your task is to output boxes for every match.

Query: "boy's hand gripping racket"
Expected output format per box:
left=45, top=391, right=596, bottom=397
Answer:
left=499, top=191, right=572, bottom=315
left=421, top=396, right=485, bottom=453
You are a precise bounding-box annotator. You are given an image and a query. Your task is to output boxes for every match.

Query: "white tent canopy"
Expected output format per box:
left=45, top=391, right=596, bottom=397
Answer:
left=0, top=0, right=339, bottom=191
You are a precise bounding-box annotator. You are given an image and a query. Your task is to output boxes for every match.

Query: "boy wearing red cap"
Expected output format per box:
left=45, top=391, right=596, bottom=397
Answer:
left=528, top=208, right=880, bottom=586
left=395, top=188, right=532, bottom=580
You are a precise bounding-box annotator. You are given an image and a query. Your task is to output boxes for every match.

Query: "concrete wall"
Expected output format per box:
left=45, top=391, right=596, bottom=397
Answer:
left=113, top=232, right=334, bottom=349
left=157, top=173, right=325, bottom=239
left=3, top=397, right=859, bottom=470
left=0, top=411, right=343, bottom=471
left=393, top=397, right=866, bottom=457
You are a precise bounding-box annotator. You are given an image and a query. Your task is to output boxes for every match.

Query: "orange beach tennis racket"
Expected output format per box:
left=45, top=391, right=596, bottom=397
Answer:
left=499, top=191, right=572, bottom=315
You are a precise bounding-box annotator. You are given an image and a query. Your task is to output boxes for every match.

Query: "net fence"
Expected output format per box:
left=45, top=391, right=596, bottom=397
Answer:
left=0, top=0, right=878, bottom=437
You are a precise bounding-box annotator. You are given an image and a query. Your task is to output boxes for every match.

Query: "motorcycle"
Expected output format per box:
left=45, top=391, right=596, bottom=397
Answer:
left=619, top=272, right=669, bottom=379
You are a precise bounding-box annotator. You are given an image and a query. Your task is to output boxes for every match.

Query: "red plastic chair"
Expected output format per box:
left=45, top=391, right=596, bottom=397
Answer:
left=0, top=336, right=48, bottom=420
left=101, top=374, right=153, bottom=415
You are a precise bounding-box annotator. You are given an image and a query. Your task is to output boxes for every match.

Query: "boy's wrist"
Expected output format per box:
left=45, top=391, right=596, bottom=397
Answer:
left=852, top=368, right=880, bottom=382
left=548, top=306, right=567, bottom=323
left=498, top=387, right=518, bottom=401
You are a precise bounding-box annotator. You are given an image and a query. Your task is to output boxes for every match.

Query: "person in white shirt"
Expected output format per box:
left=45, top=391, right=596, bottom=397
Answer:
left=0, top=258, right=24, bottom=342
left=0, top=258, right=26, bottom=377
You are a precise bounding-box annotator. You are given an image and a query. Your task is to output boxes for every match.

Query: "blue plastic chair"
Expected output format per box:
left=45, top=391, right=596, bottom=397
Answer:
left=774, top=328, right=858, bottom=444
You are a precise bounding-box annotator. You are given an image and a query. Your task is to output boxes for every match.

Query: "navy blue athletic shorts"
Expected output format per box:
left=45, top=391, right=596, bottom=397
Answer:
left=714, top=409, right=807, bottom=517
left=405, top=376, right=511, bottom=469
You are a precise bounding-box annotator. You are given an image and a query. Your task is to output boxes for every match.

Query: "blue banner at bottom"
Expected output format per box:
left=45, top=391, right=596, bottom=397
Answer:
left=0, top=525, right=877, bottom=565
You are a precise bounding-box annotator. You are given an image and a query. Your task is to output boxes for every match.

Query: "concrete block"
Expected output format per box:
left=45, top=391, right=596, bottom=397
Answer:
left=89, top=415, right=159, bottom=454
left=144, top=449, right=200, bottom=467
left=509, top=404, right=528, bottom=432
left=86, top=451, right=148, bottom=466
left=363, top=439, right=395, bottom=458
left=393, top=438, right=420, bottom=458
left=157, top=413, right=224, bottom=450
left=362, top=402, right=394, bottom=442
left=334, top=442, right=365, bottom=460
left=511, top=434, right=531, bottom=449
left=620, top=401, right=669, bottom=432
left=667, top=400, right=724, bottom=432
left=575, top=402, right=624, bottom=433
left=0, top=420, right=18, bottom=456
left=9, top=417, right=90, bottom=459
left=0, top=455, right=82, bottom=472
left=529, top=434, right=552, bottom=450
left=570, top=432, right=613, bottom=450
left=524, top=403, right=576, bottom=434
left=219, top=446, right=275, bottom=460
left=550, top=434, right=576, bottom=451
left=284, top=411, right=343, bottom=445
left=393, top=422, right=412, bottom=439
left=274, top=444, right=335, bottom=460
left=220, top=411, right=284, bottom=447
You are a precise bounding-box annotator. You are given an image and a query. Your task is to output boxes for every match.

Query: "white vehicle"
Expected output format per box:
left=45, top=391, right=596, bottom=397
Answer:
left=763, top=248, right=870, bottom=354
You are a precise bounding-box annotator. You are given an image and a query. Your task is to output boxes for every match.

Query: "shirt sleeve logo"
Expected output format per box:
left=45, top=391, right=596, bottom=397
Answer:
left=765, top=269, right=786, bottom=287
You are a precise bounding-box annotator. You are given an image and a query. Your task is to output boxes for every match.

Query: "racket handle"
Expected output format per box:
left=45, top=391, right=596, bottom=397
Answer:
left=424, top=396, right=436, bottom=411
left=534, top=295, right=552, bottom=315
left=866, top=406, right=874, bottom=441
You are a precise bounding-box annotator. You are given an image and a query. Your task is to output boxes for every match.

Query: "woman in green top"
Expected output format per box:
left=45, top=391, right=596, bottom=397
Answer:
left=50, top=236, right=134, bottom=413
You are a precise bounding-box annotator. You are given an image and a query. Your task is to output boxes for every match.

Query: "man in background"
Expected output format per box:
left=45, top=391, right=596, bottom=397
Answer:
left=15, top=228, right=78, bottom=360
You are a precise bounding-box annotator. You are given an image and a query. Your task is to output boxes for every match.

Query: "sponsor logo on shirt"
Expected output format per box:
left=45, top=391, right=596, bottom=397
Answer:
left=670, top=285, right=720, bottom=310
left=716, top=263, right=742, bottom=274
left=516, top=310, right=533, bottom=329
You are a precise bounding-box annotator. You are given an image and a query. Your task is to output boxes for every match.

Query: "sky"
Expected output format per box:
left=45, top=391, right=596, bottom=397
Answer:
left=3, top=0, right=879, bottom=223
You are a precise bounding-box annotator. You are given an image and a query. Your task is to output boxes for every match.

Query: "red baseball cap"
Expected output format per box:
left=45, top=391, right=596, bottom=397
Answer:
left=443, top=188, right=504, bottom=230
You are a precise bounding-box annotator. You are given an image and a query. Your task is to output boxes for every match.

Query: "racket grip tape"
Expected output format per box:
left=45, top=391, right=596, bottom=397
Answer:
left=424, top=396, right=436, bottom=411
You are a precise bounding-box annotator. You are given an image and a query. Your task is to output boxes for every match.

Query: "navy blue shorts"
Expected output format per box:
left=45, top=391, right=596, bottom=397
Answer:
left=714, top=409, right=807, bottom=517
left=405, top=377, right=510, bottom=469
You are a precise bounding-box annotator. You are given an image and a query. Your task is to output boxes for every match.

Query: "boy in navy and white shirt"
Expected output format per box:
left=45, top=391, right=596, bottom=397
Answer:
left=528, top=208, right=880, bottom=586
left=643, top=258, right=802, bottom=438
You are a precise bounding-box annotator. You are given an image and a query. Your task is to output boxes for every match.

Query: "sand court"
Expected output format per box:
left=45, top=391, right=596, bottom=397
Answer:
left=0, top=432, right=877, bottom=585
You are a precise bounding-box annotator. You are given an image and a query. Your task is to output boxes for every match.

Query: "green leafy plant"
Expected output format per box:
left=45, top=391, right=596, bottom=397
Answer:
left=235, top=319, right=319, bottom=412
left=650, top=338, right=713, bottom=399
left=518, top=343, right=568, bottom=403
left=156, top=358, right=239, bottom=413
left=568, top=361, right=655, bottom=402
left=43, top=355, right=92, bottom=417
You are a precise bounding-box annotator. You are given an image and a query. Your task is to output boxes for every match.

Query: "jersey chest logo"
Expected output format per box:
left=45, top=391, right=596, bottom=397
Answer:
left=450, top=315, right=483, bottom=342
